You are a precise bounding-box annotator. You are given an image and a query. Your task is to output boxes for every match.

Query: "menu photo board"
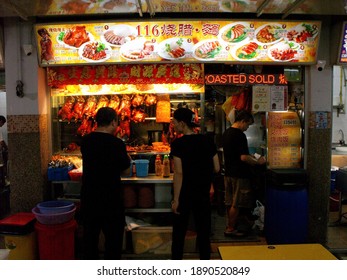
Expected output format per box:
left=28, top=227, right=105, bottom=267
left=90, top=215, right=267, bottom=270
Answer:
left=252, top=85, right=288, bottom=112
left=35, top=20, right=321, bottom=67
left=267, top=111, right=302, bottom=169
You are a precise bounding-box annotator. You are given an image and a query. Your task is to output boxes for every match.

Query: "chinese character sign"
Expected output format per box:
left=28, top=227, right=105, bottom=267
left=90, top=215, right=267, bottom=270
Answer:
left=35, top=20, right=321, bottom=67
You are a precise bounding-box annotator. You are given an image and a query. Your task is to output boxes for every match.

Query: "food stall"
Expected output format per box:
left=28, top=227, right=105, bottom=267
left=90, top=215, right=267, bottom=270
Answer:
left=34, top=18, right=320, bottom=156
left=33, top=18, right=321, bottom=252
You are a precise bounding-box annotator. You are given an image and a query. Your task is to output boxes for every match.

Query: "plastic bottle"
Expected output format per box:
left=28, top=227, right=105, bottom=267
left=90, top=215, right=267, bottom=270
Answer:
left=163, top=155, right=170, bottom=178
left=155, top=155, right=162, bottom=176
left=132, top=161, right=136, bottom=177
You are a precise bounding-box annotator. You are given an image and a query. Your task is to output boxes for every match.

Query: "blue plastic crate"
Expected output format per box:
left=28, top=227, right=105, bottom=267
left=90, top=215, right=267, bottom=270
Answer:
left=47, top=166, right=73, bottom=181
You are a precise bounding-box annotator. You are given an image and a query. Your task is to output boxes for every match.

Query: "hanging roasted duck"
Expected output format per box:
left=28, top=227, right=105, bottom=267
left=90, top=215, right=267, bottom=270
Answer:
left=115, top=108, right=131, bottom=139
left=108, top=95, right=121, bottom=112
left=131, top=94, right=145, bottom=107
left=58, top=96, right=75, bottom=122
left=144, top=94, right=157, bottom=106
left=71, top=95, right=85, bottom=121
left=82, top=95, right=97, bottom=118
left=131, top=108, right=147, bottom=123
left=77, top=117, right=94, bottom=136
left=117, top=94, right=132, bottom=118
left=93, top=95, right=109, bottom=116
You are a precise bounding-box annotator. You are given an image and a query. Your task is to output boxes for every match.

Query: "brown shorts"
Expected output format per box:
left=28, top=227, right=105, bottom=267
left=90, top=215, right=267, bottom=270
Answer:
left=224, top=176, right=254, bottom=208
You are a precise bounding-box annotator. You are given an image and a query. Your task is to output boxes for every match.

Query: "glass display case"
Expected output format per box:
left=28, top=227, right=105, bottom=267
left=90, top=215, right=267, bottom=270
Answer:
left=50, top=90, right=205, bottom=156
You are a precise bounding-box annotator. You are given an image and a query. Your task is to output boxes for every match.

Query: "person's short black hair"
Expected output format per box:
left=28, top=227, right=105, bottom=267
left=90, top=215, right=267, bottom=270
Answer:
left=95, top=107, right=117, bottom=127
left=234, top=110, right=254, bottom=124
left=173, top=108, right=199, bottom=128
left=0, top=115, right=6, bottom=123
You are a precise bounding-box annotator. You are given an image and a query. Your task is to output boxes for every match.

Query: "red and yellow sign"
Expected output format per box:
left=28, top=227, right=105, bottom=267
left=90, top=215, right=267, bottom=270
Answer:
left=267, top=112, right=302, bottom=168
left=46, top=63, right=204, bottom=87
left=35, top=20, right=320, bottom=67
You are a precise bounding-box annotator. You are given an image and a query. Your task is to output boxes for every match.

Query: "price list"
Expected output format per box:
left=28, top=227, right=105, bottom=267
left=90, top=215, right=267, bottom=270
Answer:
left=267, top=112, right=302, bottom=168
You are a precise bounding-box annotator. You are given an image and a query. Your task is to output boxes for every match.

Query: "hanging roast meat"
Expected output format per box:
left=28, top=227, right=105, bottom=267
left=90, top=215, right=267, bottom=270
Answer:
left=93, top=95, right=109, bottom=116
left=58, top=96, right=75, bottom=122
left=131, top=94, right=144, bottom=107
left=108, top=95, right=121, bottom=112
left=72, top=96, right=85, bottom=121
left=131, top=108, right=147, bottom=123
left=117, top=95, right=132, bottom=116
left=82, top=96, right=97, bottom=118
left=144, top=94, right=157, bottom=106
left=115, top=119, right=131, bottom=139
left=77, top=117, right=94, bottom=136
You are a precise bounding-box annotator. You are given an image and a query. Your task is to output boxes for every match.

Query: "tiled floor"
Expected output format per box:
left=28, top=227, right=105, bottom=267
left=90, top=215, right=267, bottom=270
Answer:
left=325, top=204, right=347, bottom=259
left=1, top=205, right=346, bottom=260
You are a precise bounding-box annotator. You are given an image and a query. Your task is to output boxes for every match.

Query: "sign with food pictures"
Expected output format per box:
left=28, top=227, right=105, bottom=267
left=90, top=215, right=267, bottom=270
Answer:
left=35, top=20, right=320, bottom=67
left=267, top=112, right=302, bottom=169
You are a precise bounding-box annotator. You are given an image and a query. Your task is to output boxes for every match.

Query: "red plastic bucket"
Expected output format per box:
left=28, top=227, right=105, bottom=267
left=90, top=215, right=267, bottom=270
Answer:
left=35, top=219, right=77, bottom=260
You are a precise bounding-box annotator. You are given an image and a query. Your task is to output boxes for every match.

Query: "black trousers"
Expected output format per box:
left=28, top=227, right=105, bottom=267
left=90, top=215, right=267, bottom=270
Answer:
left=82, top=212, right=125, bottom=260
left=171, top=200, right=211, bottom=260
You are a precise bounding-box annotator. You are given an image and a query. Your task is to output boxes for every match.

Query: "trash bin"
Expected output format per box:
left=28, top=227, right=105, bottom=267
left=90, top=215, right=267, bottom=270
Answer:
left=0, top=212, right=37, bottom=259
left=264, top=169, right=308, bottom=244
left=35, top=219, right=77, bottom=260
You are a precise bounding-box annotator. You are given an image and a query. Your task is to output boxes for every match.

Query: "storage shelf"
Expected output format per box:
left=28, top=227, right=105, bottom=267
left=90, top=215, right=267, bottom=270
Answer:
left=51, top=175, right=173, bottom=213
left=51, top=174, right=173, bottom=184
left=122, top=174, right=173, bottom=183
left=125, top=202, right=172, bottom=213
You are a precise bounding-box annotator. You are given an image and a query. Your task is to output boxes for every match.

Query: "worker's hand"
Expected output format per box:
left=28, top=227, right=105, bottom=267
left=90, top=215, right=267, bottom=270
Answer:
left=257, top=156, right=267, bottom=165
left=171, top=200, right=180, bottom=214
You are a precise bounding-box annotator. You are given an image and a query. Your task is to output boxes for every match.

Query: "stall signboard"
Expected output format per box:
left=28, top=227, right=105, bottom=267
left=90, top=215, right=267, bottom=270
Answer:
left=35, top=20, right=320, bottom=67
left=205, top=73, right=287, bottom=86
left=267, top=111, right=302, bottom=169
left=46, top=63, right=204, bottom=86
left=337, top=21, right=347, bottom=64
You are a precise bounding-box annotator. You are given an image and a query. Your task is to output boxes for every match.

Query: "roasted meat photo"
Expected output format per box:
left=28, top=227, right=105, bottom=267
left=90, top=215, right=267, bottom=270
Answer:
left=63, top=26, right=90, bottom=48
left=81, top=42, right=108, bottom=61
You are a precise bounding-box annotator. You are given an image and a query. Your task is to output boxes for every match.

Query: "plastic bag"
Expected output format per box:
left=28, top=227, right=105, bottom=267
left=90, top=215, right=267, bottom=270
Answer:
left=252, top=200, right=265, bottom=231
left=222, top=96, right=235, bottom=123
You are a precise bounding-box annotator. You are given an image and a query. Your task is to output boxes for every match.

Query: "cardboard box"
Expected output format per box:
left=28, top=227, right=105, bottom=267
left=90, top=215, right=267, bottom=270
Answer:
left=132, top=226, right=172, bottom=254
left=131, top=227, right=197, bottom=254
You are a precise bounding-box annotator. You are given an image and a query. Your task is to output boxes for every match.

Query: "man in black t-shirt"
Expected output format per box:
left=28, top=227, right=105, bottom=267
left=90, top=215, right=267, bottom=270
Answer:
left=81, top=107, right=131, bottom=260
left=170, top=108, right=220, bottom=260
left=222, top=110, right=266, bottom=237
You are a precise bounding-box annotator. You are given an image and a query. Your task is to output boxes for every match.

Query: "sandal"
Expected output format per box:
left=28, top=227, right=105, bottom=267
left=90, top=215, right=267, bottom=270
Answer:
left=224, top=229, right=247, bottom=237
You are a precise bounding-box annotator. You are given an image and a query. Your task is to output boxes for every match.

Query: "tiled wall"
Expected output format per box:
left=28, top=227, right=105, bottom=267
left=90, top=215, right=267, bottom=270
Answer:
left=7, top=114, right=50, bottom=213
left=0, top=92, right=7, bottom=143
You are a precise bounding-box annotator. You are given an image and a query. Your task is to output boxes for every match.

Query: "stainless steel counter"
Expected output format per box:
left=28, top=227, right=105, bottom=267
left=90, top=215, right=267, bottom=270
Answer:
left=121, top=174, right=173, bottom=184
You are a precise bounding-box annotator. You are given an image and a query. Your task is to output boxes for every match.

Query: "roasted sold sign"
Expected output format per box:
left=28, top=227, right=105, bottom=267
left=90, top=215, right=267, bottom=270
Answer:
left=204, top=74, right=287, bottom=85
